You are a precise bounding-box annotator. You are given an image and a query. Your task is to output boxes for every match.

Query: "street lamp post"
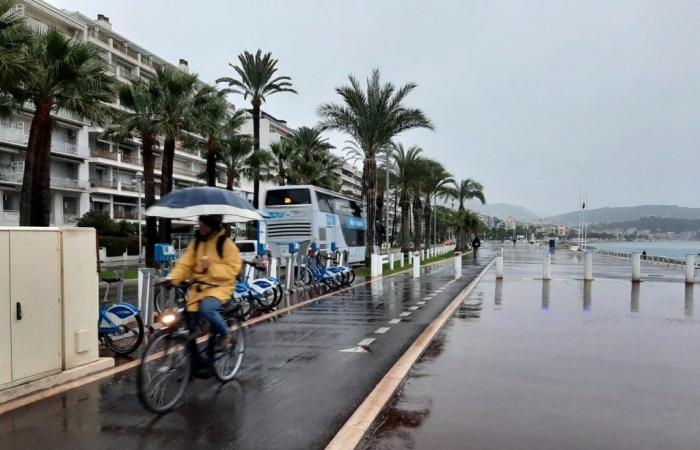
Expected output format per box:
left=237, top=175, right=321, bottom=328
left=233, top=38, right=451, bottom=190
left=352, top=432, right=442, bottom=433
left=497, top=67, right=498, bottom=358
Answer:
left=134, top=171, right=143, bottom=264
left=384, top=149, right=390, bottom=249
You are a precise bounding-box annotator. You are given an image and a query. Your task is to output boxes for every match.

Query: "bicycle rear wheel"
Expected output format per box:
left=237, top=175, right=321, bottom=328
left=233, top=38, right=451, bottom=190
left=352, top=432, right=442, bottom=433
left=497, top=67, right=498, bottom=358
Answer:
left=103, top=313, right=144, bottom=355
left=137, top=331, right=191, bottom=413
left=213, top=317, right=246, bottom=382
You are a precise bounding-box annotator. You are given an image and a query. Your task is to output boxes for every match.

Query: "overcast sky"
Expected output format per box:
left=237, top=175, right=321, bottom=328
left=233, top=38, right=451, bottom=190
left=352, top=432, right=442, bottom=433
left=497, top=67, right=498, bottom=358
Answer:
left=52, top=0, right=700, bottom=216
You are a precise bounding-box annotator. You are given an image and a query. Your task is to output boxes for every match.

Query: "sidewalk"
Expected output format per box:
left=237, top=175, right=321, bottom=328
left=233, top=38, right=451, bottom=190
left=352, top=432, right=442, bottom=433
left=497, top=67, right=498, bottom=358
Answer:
left=1, top=249, right=493, bottom=450
left=360, top=245, right=699, bottom=450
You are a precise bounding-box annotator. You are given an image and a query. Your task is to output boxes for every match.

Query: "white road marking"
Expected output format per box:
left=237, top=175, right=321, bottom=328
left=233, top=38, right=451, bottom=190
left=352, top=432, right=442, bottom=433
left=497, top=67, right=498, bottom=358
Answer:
left=374, top=327, right=390, bottom=334
left=417, top=301, right=426, bottom=305
left=340, top=346, right=368, bottom=353
left=358, top=338, right=376, bottom=347
left=388, top=319, right=401, bottom=324
left=409, top=306, right=420, bottom=311
left=400, top=312, right=412, bottom=317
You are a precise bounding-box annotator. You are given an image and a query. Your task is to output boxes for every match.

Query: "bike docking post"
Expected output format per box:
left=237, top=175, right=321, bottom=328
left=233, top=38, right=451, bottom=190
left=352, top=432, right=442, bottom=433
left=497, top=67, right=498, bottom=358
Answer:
left=389, top=253, right=395, bottom=271
left=543, top=251, right=552, bottom=280
left=137, top=268, right=156, bottom=328
left=454, top=251, right=462, bottom=279
left=286, top=243, right=299, bottom=293
left=685, top=254, right=695, bottom=284
left=632, top=252, right=641, bottom=282
left=496, top=249, right=504, bottom=279
left=412, top=252, right=421, bottom=278
left=584, top=251, right=593, bottom=281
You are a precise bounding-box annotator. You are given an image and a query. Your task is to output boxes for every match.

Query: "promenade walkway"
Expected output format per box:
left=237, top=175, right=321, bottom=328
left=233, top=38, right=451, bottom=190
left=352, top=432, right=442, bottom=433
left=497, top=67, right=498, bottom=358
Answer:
left=361, top=245, right=699, bottom=450
left=1, top=249, right=493, bottom=450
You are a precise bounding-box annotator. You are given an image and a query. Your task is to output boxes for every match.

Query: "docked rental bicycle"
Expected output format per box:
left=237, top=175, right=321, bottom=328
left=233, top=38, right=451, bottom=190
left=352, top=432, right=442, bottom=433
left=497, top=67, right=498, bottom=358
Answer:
left=98, top=275, right=145, bottom=355
left=137, top=280, right=245, bottom=413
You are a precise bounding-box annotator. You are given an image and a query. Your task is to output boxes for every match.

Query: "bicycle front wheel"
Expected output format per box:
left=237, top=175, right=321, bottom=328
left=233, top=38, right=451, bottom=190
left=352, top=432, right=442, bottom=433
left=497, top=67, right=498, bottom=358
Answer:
left=137, top=331, right=191, bottom=413
left=213, top=317, right=246, bottom=382
left=103, top=313, right=144, bottom=355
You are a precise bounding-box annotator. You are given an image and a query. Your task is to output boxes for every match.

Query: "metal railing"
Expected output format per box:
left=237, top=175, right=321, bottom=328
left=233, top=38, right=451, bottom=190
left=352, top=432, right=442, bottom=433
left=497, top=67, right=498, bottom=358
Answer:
left=90, top=179, right=117, bottom=189
left=0, top=126, right=28, bottom=145
left=51, top=142, right=89, bottom=158
left=0, top=170, right=22, bottom=184
left=113, top=210, right=139, bottom=220
left=592, top=248, right=699, bottom=269
left=91, top=148, right=118, bottom=160
left=50, top=177, right=88, bottom=191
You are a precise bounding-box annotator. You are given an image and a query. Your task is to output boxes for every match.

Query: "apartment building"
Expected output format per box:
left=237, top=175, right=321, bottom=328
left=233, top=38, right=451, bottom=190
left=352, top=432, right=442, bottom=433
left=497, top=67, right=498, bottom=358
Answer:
left=0, top=0, right=239, bottom=228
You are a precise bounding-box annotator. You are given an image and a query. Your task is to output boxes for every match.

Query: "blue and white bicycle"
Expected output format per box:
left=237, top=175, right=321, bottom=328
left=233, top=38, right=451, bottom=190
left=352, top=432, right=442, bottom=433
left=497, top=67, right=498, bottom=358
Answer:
left=98, top=276, right=145, bottom=355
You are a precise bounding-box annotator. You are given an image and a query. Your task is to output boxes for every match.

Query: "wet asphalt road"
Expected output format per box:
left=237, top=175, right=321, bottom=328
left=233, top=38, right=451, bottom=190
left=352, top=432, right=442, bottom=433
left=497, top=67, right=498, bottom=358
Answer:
left=1, top=249, right=492, bottom=450
left=361, top=245, right=700, bottom=450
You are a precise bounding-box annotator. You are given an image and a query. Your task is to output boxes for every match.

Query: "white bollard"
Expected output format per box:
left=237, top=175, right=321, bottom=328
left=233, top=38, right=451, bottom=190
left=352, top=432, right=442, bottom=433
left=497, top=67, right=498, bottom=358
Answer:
left=454, top=252, right=462, bottom=279
left=285, top=256, right=294, bottom=290
left=389, top=253, right=395, bottom=271
left=412, top=253, right=421, bottom=278
left=371, top=253, right=381, bottom=278
left=400, top=252, right=405, bottom=268
left=543, top=252, right=552, bottom=280
left=632, top=253, right=641, bottom=281
left=584, top=251, right=593, bottom=280
left=686, top=254, right=695, bottom=284
left=496, top=251, right=504, bottom=279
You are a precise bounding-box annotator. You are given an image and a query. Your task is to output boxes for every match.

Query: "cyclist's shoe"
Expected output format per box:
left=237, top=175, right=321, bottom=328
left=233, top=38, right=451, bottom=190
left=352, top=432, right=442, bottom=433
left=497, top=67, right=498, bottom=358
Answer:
left=215, top=334, right=231, bottom=352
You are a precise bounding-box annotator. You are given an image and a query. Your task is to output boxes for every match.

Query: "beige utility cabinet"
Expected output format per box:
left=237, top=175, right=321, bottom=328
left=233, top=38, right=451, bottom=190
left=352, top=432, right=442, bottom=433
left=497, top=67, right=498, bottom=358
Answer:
left=0, top=228, right=62, bottom=385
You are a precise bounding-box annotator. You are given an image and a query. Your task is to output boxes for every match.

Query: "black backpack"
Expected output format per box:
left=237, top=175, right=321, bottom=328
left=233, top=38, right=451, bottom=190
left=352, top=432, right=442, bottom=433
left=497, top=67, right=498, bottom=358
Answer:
left=193, top=234, right=229, bottom=259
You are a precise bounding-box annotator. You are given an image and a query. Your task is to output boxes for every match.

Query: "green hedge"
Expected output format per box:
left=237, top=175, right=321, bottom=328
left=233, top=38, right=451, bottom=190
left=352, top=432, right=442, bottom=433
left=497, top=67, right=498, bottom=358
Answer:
left=100, top=236, right=141, bottom=257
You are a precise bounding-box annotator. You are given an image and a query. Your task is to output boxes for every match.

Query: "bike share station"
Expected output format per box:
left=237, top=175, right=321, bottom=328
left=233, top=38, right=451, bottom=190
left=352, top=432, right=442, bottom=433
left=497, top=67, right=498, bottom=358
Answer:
left=0, top=227, right=113, bottom=404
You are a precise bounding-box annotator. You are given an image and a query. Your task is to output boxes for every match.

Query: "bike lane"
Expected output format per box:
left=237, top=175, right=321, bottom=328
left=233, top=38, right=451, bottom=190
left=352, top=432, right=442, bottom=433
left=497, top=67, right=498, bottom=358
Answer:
left=1, top=249, right=493, bottom=450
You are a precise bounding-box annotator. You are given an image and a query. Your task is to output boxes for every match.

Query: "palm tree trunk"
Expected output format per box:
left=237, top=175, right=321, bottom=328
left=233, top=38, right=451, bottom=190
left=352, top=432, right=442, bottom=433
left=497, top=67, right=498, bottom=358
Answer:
left=252, top=99, right=261, bottom=208
left=424, top=194, right=431, bottom=250
left=376, top=189, right=384, bottom=246
left=400, top=192, right=410, bottom=252
left=412, top=196, right=422, bottom=250
left=142, top=135, right=157, bottom=267
left=206, top=139, right=217, bottom=187
left=226, top=169, right=234, bottom=190
left=20, top=101, right=53, bottom=226
left=390, top=190, right=398, bottom=247
left=364, top=157, right=377, bottom=263
left=159, top=137, right=175, bottom=242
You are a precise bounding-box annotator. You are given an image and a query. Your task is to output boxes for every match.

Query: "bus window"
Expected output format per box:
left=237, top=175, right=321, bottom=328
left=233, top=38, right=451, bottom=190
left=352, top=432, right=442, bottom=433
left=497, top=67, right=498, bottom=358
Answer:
left=266, top=188, right=311, bottom=206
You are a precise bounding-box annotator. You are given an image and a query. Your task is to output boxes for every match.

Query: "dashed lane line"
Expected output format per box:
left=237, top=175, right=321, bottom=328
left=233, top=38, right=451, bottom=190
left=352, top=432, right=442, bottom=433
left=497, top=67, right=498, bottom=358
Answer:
left=374, top=327, right=390, bottom=334
left=388, top=319, right=401, bottom=324
left=399, top=312, right=412, bottom=317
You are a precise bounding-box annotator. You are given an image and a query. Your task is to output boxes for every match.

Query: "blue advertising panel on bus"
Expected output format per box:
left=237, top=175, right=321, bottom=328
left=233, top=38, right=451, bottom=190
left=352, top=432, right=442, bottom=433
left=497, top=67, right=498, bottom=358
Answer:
left=344, top=216, right=366, bottom=230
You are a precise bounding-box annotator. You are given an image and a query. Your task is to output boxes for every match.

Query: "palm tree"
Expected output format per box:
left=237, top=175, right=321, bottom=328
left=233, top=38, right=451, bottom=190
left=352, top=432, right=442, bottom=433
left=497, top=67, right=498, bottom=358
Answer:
left=218, top=134, right=254, bottom=190
left=318, top=69, right=433, bottom=262
left=451, top=209, right=483, bottom=250
left=0, top=0, right=31, bottom=118
left=286, top=126, right=339, bottom=188
left=105, top=79, right=161, bottom=266
left=217, top=49, right=297, bottom=207
left=420, top=160, right=455, bottom=248
left=268, top=139, right=296, bottom=185
left=151, top=67, right=200, bottom=242
left=15, top=29, right=115, bottom=226
left=391, top=143, right=423, bottom=252
left=447, top=178, right=486, bottom=249
left=453, top=178, right=486, bottom=211
left=188, top=89, right=247, bottom=186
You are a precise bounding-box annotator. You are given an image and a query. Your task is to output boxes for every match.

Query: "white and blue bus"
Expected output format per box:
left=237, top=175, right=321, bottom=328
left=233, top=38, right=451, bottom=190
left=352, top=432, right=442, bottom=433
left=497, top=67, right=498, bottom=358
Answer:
left=262, top=185, right=366, bottom=263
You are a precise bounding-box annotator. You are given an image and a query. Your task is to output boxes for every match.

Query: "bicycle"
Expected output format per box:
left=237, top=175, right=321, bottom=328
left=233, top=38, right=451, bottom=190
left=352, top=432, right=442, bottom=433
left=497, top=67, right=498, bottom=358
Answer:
left=98, top=275, right=145, bottom=355
left=240, top=260, right=284, bottom=310
left=137, top=280, right=246, bottom=413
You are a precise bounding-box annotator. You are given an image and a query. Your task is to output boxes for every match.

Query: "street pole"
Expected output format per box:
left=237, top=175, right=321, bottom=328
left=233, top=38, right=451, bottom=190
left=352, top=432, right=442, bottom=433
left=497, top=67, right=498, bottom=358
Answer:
left=384, top=150, right=390, bottom=249
left=136, top=171, right=143, bottom=264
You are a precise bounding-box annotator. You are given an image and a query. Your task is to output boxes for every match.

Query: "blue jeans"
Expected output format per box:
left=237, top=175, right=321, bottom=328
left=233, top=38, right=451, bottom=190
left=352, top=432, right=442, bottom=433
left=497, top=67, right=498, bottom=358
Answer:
left=197, top=297, right=228, bottom=336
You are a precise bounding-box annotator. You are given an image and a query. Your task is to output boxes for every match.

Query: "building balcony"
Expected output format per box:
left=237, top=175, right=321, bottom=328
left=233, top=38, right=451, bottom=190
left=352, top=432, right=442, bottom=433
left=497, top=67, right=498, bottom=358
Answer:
left=51, top=142, right=90, bottom=159
left=0, top=170, right=22, bottom=185
left=113, top=210, right=139, bottom=220
left=90, top=148, right=119, bottom=161
left=50, top=177, right=88, bottom=191
left=90, top=179, right=117, bottom=189
left=22, top=101, right=84, bottom=124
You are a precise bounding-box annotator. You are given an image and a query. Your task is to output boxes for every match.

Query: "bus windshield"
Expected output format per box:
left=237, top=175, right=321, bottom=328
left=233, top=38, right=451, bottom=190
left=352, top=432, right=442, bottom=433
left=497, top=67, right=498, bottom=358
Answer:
left=265, top=188, right=311, bottom=206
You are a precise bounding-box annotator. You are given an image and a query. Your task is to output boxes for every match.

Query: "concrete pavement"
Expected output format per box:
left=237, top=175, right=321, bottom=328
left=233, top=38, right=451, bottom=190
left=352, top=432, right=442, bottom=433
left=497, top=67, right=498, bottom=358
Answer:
left=360, top=245, right=700, bottom=450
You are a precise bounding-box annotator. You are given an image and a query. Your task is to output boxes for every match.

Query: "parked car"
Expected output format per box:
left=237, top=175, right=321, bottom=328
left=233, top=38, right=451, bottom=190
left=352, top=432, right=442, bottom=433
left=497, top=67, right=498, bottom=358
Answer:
left=235, top=239, right=257, bottom=262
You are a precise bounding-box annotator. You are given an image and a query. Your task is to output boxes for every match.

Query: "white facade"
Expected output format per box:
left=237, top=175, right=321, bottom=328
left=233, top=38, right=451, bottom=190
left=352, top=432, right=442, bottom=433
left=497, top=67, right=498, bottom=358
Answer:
left=0, top=0, right=247, bottom=227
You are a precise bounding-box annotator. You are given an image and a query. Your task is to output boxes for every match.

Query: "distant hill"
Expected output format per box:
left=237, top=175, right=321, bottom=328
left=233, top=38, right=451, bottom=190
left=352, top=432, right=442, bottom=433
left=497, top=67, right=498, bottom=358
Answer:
left=546, top=205, right=700, bottom=226
left=590, top=217, right=700, bottom=233
left=465, top=201, right=539, bottom=221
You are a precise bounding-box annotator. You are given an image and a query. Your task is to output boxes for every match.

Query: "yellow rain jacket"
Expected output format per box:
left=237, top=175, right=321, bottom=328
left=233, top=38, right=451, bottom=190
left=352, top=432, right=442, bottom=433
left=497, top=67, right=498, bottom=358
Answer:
left=169, top=229, right=242, bottom=311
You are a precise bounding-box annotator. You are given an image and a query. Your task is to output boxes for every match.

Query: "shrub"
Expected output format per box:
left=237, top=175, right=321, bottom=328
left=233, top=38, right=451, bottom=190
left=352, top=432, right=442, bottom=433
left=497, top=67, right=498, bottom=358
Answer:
left=99, top=236, right=141, bottom=256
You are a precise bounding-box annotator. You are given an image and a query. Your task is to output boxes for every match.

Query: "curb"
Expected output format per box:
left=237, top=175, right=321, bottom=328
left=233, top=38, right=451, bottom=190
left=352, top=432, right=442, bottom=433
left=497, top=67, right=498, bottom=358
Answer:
left=324, top=256, right=496, bottom=450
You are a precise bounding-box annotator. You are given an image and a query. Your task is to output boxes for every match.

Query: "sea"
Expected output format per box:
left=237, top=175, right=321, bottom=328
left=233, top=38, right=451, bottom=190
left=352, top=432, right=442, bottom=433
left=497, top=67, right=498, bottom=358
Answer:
left=591, top=241, right=700, bottom=259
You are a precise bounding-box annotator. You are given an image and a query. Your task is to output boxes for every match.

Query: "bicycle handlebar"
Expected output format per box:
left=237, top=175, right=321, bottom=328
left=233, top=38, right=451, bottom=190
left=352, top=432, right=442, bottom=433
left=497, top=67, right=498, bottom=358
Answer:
left=156, top=279, right=218, bottom=288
